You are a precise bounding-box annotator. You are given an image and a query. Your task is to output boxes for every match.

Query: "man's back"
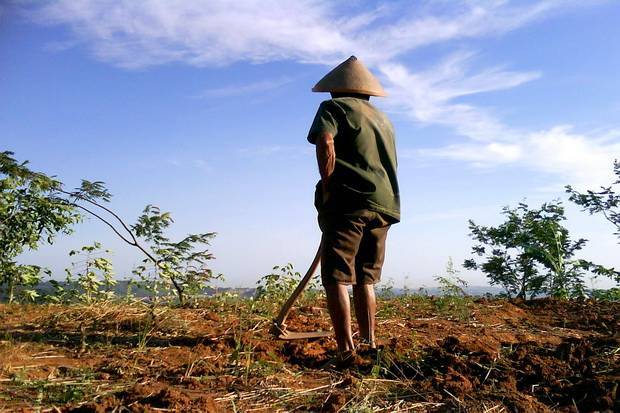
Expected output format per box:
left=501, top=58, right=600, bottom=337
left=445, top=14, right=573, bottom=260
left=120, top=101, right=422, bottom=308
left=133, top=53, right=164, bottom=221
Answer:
left=308, top=56, right=397, bottom=361
left=308, top=97, right=400, bottom=222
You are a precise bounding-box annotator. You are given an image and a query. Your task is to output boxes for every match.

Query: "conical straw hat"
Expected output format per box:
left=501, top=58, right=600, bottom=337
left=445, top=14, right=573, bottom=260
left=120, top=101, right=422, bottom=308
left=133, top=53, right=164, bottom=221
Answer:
left=312, top=56, right=386, bottom=97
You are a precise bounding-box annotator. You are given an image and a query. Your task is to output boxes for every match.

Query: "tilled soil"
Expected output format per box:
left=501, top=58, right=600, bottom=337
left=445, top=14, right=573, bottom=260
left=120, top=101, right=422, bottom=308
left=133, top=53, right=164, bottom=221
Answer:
left=0, top=297, right=618, bottom=412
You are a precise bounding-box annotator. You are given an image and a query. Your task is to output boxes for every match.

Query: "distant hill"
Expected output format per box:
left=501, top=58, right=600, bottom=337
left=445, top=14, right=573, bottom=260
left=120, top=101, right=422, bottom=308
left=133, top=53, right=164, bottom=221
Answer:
left=393, top=286, right=505, bottom=296
left=0, top=280, right=256, bottom=301
left=0, top=280, right=504, bottom=302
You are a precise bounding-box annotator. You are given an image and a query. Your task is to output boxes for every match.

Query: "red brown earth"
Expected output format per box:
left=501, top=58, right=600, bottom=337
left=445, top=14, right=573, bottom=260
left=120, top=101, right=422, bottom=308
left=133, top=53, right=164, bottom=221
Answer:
left=0, top=297, right=618, bottom=412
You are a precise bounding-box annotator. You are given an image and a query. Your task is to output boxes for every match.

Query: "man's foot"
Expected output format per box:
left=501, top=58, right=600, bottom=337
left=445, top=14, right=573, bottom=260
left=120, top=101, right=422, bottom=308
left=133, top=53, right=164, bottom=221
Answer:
left=334, top=350, right=357, bottom=369
left=357, top=337, right=376, bottom=349
left=356, top=339, right=385, bottom=359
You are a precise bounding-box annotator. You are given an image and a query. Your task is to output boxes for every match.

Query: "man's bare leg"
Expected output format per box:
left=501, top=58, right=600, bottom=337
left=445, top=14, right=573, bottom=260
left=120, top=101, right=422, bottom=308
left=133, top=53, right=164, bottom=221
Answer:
left=352, top=284, right=376, bottom=348
left=324, top=283, right=355, bottom=353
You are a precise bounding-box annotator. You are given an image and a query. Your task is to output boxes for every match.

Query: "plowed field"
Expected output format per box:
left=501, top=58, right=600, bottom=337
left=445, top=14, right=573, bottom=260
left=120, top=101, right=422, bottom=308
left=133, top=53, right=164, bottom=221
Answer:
left=1, top=297, right=618, bottom=412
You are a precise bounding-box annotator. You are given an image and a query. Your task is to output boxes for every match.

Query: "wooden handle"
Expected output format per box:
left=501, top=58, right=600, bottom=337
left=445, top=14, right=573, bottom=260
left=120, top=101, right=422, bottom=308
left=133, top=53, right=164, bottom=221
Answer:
left=273, top=240, right=322, bottom=330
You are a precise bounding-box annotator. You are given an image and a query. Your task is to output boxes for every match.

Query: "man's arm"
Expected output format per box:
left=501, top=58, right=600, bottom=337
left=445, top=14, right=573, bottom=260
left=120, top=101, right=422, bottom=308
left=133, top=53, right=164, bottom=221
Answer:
left=316, top=131, right=335, bottom=202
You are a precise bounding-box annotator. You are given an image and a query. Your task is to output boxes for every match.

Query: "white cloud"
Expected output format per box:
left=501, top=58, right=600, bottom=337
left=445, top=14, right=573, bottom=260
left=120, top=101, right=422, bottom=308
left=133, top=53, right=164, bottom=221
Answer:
left=30, top=0, right=355, bottom=68
left=420, top=126, right=620, bottom=189
left=355, top=0, right=573, bottom=64
left=29, top=0, right=579, bottom=68
left=423, top=142, right=523, bottom=166
left=525, top=126, right=620, bottom=188
left=379, top=53, right=540, bottom=142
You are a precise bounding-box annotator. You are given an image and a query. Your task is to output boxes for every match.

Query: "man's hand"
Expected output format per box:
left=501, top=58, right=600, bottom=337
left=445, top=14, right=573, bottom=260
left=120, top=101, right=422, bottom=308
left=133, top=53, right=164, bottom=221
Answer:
left=316, top=131, right=335, bottom=204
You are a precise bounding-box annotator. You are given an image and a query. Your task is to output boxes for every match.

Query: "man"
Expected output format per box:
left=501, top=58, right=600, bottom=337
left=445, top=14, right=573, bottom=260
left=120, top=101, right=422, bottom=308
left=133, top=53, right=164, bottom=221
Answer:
left=307, top=56, right=400, bottom=365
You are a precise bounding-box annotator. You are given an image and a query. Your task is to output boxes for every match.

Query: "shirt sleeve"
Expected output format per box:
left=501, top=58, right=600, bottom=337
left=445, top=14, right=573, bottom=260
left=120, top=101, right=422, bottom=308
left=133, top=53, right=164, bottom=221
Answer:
left=307, top=100, right=339, bottom=144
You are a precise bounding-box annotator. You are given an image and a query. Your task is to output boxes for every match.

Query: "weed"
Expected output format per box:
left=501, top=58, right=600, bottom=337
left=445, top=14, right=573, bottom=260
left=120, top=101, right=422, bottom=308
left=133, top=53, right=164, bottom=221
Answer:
left=4, top=373, right=94, bottom=407
left=255, top=263, right=303, bottom=303
left=344, top=400, right=373, bottom=413
left=590, top=287, right=620, bottom=301
left=253, top=263, right=321, bottom=317
left=402, top=275, right=411, bottom=296
left=376, top=297, right=399, bottom=319
left=136, top=303, right=164, bottom=351
left=434, top=258, right=472, bottom=320
left=47, top=242, right=116, bottom=304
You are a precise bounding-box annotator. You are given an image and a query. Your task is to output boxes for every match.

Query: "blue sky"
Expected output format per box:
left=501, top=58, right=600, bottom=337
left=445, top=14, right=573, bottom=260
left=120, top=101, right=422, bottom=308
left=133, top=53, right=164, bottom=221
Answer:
left=3, top=0, right=620, bottom=289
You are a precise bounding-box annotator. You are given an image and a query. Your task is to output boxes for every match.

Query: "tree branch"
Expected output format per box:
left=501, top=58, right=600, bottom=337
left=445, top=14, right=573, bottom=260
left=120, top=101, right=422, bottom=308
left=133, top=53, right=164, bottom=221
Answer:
left=59, top=189, right=138, bottom=244
left=66, top=201, right=160, bottom=267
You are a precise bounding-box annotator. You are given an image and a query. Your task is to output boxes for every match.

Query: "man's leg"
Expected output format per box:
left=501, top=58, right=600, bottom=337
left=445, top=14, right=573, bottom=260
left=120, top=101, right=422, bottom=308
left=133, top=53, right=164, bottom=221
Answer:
left=354, top=213, right=390, bottom=349
left=324, top=283, right=355, bottom=353
left=318, top=211, right=365, bottom=355
left=352, top=284, right=376, bottom=347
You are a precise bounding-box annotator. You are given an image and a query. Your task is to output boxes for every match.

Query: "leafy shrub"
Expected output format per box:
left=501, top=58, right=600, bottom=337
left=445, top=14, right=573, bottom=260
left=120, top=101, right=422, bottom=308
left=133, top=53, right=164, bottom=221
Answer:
left=48, top=242, right=116, bottom=304
left=1, top=151, right=221, bottom=305
left=464, top=201, right=614, bottom=299
left=5, top=265, right=49, bottom=302
left=435, top=258, right=468, bottom=297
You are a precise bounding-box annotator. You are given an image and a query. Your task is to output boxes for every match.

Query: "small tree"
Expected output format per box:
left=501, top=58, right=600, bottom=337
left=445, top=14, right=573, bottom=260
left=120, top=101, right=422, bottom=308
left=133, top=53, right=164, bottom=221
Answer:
left=530, top=214, right=589, bottom=299
left=464, top=203, right=546, bottom=299
left=464, top=201, right=613, bottom=299
left=566, top=160, right=620, bottom=285
left=1, top=152, right=80, bottom=302
left=132, top=205, right=220, bottom=305
left=566, top=160, right=620, bottom=241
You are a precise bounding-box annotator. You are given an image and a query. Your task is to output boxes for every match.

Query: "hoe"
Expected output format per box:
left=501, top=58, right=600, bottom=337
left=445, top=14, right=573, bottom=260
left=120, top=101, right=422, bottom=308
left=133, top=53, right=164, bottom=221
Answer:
left=271, top=241, right=333, bottom=340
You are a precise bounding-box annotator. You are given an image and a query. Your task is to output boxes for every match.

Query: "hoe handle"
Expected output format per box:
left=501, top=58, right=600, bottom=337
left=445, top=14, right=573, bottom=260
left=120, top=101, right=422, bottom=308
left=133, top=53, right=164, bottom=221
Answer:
left=273, top=240, right=322, bottom=330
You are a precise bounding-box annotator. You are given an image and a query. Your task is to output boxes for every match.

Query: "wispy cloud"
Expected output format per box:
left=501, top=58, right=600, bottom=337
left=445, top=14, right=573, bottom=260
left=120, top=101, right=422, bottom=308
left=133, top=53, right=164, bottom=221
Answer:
left=380, top=52, right=540, bottom=142
left=29, top=0, right=581, bottom=68
left=377, top=50, right=620, bottom=189
left=354, top=0, right=576, bottom=64
left=194, top=77, right=293, bottom=99
left=29, top=0, right=354, bottom=68
left=25, top=0, right=617, bottom=188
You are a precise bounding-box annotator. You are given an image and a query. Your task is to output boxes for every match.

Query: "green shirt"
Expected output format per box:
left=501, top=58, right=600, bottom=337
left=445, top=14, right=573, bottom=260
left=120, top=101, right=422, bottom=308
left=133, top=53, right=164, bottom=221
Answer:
left=307, top=97, right=400, bottom=223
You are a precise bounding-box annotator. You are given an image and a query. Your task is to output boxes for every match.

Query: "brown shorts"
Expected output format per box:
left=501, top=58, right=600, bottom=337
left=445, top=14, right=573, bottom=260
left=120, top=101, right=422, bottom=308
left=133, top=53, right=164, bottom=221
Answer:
left=318, top=209, right=391, bottom=286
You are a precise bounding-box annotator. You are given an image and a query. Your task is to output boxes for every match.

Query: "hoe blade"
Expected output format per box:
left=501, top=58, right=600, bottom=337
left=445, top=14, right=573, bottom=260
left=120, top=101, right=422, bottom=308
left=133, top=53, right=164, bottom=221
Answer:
left=276, top=329, right=332, bottom=340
